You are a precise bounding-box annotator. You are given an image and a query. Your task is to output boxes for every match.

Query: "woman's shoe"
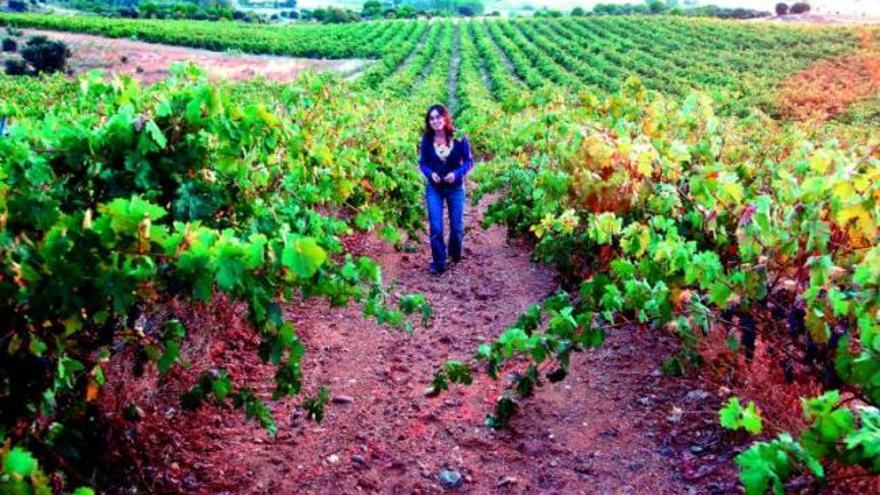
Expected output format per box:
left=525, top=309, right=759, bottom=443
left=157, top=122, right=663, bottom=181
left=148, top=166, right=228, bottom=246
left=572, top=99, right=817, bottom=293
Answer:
left=428, top=264, right=445, bottom=276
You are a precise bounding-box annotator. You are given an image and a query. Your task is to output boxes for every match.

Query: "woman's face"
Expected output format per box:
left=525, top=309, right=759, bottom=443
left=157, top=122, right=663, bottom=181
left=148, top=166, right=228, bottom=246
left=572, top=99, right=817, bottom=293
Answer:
left=428, top=110, right=445, bottom=132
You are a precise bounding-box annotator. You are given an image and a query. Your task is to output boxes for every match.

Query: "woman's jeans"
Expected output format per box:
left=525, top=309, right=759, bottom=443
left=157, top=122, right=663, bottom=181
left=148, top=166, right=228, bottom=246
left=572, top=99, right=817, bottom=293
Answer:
left=426, top=183, right=465, bottom=269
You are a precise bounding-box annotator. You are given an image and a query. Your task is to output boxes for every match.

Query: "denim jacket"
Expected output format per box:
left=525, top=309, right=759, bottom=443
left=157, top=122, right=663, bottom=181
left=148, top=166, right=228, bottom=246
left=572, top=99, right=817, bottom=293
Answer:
left=418, top=134, right=474, bottom=188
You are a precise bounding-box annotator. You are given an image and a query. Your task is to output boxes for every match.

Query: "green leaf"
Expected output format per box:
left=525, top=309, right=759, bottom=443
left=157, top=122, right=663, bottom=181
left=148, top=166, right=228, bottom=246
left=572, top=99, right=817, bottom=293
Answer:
left=282, top=236, right=327, bottom=279
left=144, top=120, right=167, bottom=148
left=443, top=360, right=473, bottom=385
left=485, top=396, right=518, bottom=430
left=708, top=282, right=732, bottom=307
left=735, top=435, right=796, bottom=495
left=303, top=387, right=330, bottom=423
left=844, top=407, right=880, bottom=471
left=427, top=371, right=448, bottom=396
left=497, top=328, right=529, bottom=358
left=3, top=446, right=38, bottom=477
left=157, top=341, right=180, bottom=374
left=211, top=370, right=232, bottom=404
left=741, top=401, right=764, bottom=435
left=719, top=397, right=743, bottom=430
left=212, top=238, right=247, bottom=291
left=100, top=196, right=167, bottom=234
left=719, top=397, right=763, bottom=435
left=235, top=389, right=277, bottom=437
left=827, top=288, right=849, bottom=317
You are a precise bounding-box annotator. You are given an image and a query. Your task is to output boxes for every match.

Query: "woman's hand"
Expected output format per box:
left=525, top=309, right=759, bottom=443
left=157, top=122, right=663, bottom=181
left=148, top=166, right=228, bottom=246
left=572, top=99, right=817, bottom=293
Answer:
left=443, top=173, right=455, bottom=184
left=431, top=172, right=441, bottom=184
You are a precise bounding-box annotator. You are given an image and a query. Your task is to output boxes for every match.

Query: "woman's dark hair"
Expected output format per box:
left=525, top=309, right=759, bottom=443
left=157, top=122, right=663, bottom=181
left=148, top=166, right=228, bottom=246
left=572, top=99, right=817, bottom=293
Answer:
left=423, top=104, right=455, bottom=144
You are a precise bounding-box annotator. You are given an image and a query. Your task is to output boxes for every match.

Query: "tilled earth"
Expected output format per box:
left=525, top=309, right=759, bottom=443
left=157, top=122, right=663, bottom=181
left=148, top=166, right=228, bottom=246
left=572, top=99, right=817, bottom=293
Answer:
left=102, top=195, right=738, bottom=494
left=7, top=29, right=371, bottom=84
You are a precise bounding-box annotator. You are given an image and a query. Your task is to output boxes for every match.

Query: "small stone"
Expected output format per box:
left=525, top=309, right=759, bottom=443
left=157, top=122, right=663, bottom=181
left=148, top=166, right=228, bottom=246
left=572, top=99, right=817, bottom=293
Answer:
left=182, top=474, right=198, bottom=491
left=685, top=389, right=710, bottom=402
left=439, top=470, right=463, bottom=489
left=549, top=459, right=559, bottom=467
left=327, top=454, right=340, bottom=464
left=351, top=454, right=366, bottom=465
left=332, top=395, right=354, bottom=404
left=667, top=405, right=684, bottom=423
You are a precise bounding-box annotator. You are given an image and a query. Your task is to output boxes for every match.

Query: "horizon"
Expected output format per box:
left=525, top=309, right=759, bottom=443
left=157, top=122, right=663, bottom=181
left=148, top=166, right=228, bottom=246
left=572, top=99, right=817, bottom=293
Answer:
left=291, top=0, right=880, bottom=15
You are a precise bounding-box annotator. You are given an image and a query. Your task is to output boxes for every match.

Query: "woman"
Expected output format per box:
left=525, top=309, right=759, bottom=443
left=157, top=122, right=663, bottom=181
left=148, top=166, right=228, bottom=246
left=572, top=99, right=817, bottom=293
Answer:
left=418, top=104, right=473, bottom=275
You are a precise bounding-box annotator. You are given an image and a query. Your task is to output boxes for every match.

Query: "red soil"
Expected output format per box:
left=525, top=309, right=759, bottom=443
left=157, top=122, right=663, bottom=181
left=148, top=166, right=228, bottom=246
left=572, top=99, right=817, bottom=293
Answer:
left=98, top=194, right=739, bottom=494
left=14, top=30, right=372, bottom=84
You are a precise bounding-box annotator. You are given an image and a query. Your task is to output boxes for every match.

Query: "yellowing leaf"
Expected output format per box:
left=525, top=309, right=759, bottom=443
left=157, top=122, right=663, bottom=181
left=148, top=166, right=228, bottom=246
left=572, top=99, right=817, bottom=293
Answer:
left=836, top=204, right=876, bottom=243
left=809, top=149, right=833, bottom=174
left=832, top=182, right=856, bottom=203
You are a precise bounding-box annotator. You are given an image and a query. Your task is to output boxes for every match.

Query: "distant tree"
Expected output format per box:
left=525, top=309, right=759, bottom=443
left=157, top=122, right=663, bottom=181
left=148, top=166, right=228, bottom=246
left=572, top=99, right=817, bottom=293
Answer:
left=310, top=6, right=360, bottom=23
left=647, top=0, right=668, bottom=15
left=453, top=0, right=484, bottom=16
left=397, top=4, right=416, bottom=18
left=571, top=6, right=585, bottom=16
left=790, top=2, right=810, bottom=14
left=7, top=0, right=28, bottom=12
left=775, top=3, right=789, bottom=15
left=592, top=3, right=618, bottom=15
left=362, top=0, right=382, bottom=18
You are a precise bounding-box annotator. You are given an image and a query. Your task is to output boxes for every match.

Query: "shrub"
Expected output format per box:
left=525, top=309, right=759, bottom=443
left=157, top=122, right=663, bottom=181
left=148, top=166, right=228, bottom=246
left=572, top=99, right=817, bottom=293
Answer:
left=7, top=0, right=28, bottom=12
left=571, top=7, right=585, bottom=16
left=790, top=2, right=810, bottom=14
left=4, top=58, right=28, bottom=75
left=20, top=36, right=72, bottom=74
left=775, top=3, right=789, bottom=15
left=2, top=37, right=17, bottom=52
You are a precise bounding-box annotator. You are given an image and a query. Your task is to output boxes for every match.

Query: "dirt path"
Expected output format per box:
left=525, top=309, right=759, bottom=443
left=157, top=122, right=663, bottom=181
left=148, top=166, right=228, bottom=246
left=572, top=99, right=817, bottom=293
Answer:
left=481, top=21, right=527, bottom=88
left=448, top=23, right=461, bottom=114
left=107, top=191, right=715, bottom=494
left=388, top=22, right=433, bottom=80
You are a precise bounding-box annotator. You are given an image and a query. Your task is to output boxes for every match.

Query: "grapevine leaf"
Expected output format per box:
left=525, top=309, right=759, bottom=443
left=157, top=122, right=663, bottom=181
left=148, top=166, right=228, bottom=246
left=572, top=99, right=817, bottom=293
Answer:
left=3, top=447, right=38, bottom=477
left=282, top=237, right=327, bottom=279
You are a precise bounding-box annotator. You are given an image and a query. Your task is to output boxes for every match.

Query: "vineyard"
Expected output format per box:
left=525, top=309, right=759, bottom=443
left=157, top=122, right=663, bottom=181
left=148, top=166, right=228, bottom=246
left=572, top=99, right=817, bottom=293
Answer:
left=1, top=10, right=880, bottom=495
left=0, top=13, right=872, bottom=112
